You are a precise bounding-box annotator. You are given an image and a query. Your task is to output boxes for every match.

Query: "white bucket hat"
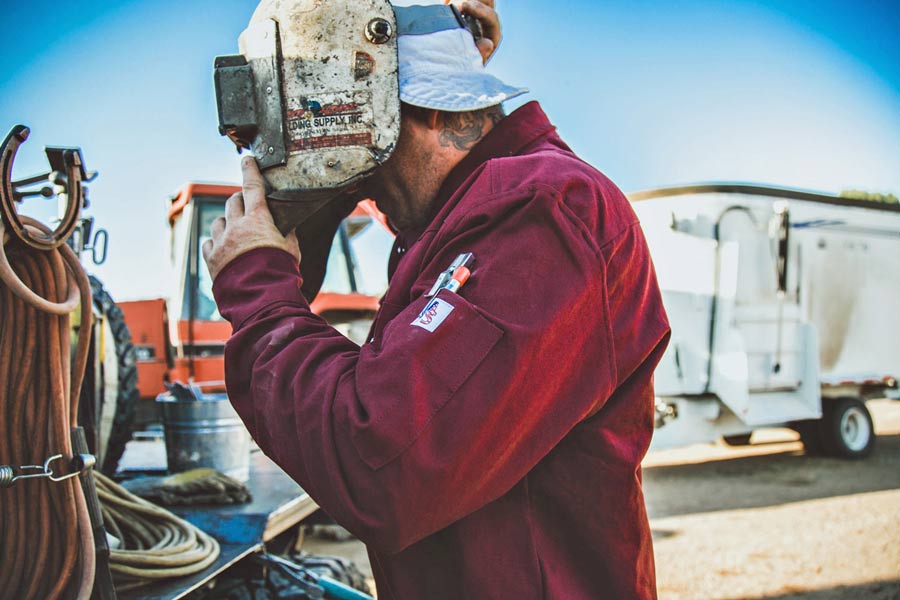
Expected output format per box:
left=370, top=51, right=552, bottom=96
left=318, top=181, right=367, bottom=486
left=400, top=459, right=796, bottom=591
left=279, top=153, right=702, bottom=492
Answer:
left=393, top=1, right=528, bottom=112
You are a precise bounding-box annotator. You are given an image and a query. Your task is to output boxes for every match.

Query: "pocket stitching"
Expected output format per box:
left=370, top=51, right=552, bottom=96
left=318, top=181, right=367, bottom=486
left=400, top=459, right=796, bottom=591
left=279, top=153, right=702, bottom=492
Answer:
left=352, top=292, right=504, bottom=470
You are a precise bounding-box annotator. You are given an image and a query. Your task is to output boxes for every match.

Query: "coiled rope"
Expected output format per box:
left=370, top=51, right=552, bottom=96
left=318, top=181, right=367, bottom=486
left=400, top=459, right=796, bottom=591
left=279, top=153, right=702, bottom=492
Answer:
left=0, top=216, right=95, bottom=600
left=2, top=216, right=219, bottom=597
left=94, top=471, right=221, bottom=592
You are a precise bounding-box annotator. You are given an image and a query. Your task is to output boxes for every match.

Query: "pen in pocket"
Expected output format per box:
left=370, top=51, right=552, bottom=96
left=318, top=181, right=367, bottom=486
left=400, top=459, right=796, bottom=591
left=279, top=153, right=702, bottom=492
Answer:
left=441, top=265, right=471, bottom=294
left=426, top=252, right=474, bottom=297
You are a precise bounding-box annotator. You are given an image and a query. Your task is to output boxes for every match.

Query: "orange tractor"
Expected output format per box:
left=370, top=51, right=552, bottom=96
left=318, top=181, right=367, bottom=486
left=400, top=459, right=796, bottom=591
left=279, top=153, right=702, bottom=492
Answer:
left=106, top=183, right=393, bottom=471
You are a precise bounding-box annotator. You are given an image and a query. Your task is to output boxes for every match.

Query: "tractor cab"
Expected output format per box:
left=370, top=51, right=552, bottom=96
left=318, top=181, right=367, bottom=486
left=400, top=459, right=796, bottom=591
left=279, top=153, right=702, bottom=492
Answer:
left=120, top=183, right=393, bottom=423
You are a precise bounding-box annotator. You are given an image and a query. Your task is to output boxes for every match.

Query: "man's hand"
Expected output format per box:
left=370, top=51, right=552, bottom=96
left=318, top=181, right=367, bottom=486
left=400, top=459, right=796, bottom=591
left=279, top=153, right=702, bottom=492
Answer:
left=202, top=157, right=300, bottom=281
left=453, top=0, right=501, bottom=64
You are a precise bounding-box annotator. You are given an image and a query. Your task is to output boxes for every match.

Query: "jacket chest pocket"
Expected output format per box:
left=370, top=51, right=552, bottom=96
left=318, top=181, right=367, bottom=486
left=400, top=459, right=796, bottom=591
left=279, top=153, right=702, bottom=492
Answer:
left=352, top=290, right=505, bottom=470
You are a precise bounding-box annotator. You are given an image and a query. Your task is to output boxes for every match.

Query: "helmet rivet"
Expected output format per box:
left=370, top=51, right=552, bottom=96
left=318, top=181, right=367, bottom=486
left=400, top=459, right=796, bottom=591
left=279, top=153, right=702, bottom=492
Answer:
left=365, top=18, right=393, bottom=44
left=267, top=146, right=275, bottom=154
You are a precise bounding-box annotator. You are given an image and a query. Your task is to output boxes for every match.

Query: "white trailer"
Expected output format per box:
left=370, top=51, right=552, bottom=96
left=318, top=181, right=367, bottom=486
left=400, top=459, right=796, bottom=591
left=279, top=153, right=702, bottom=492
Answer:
left=630, top=184, right=900, bottom=458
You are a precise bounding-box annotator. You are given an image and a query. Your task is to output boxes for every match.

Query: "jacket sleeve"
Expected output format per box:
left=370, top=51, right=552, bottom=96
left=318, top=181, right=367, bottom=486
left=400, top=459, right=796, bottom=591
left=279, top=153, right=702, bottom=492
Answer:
left=213, top=185, right=619, bottom=554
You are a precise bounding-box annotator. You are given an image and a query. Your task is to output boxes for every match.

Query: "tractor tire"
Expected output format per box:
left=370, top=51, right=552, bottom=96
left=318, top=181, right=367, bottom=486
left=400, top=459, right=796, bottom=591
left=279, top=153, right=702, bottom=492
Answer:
left=722, top=433, right=753, bottom=447
left=819, top=396, right=875, bottom=459
left=89, top=275, right=140, bottom=475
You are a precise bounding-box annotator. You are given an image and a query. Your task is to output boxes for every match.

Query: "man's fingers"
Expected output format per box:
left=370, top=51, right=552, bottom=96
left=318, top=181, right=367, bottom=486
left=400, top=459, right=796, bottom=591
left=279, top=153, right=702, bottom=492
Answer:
left=224, top=193, right=244, bottom=221
left=201, top=238, right=214, bottom=264
left=210, top=216, right=226, bottom=239
left=460, top=0, right=501, bottom=62
left=463, top=0, right=499, bottom=39
left=475, top=38, right=495, bottom=65
left=241, top=156, right=270, bottom=215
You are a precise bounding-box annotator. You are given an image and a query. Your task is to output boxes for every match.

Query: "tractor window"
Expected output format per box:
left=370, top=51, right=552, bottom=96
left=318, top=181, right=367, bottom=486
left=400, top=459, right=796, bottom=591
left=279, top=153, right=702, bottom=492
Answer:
left=321, top=232, right=353, bottom=294
left=319, top=217, right=393, bottom=297
left=183, top=199, right=393, bottom=323
left=347, top=217, right=392, bottom=296
left=190, top=201, right=226, bottom=322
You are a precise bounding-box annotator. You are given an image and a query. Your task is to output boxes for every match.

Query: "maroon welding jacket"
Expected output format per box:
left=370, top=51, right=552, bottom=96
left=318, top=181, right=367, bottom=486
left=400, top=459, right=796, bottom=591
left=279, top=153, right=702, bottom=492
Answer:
left=213, top=102, right=670, bottom=599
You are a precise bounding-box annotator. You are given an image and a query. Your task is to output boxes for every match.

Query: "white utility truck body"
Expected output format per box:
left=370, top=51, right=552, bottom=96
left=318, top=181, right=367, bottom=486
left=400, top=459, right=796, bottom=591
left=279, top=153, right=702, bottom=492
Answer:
left=630, top=184, right=900, bottom=454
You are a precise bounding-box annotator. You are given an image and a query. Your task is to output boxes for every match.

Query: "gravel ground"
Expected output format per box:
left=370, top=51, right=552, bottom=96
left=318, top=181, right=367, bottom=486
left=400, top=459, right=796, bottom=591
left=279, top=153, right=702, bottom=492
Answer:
left=303, top=399, right=900, bottom=598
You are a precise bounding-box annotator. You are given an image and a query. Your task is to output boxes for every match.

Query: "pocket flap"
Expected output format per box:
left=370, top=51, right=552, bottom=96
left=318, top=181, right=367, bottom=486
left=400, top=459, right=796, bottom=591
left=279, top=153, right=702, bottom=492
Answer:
left=352, top=290, right=504, bottom=470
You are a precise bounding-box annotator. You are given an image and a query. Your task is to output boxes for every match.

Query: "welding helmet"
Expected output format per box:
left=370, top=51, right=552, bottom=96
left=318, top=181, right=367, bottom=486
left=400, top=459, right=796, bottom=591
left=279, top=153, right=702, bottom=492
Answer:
left=213, top=0, right=525, bottom=233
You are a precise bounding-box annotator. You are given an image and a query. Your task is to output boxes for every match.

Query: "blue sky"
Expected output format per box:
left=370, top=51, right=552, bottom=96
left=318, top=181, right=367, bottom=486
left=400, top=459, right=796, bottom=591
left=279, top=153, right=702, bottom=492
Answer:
left=1, top=0, right=898, bottom=300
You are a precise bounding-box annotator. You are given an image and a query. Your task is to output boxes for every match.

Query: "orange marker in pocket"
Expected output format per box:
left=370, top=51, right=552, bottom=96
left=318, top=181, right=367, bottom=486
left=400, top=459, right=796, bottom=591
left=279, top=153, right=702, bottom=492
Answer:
left=442, top=265, right=471, bottom=294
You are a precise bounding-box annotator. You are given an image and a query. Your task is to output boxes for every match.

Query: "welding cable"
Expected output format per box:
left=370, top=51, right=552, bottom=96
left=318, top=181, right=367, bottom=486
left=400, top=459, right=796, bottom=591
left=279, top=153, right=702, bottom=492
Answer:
left=93, top=472, right=221, bottom=592
left=0, top=216, right=95, bottom=600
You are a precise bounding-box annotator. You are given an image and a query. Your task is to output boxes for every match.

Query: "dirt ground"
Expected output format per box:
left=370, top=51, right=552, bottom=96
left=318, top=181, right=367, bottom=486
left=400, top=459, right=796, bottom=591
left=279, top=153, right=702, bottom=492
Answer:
left=303, top=399, right=900, bottom=598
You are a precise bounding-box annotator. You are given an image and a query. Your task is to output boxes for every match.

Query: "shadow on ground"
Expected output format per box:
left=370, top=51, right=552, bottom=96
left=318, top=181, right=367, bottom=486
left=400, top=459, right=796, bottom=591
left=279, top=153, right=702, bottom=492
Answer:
left=644, top=434, right=900, bottom=519
left=726, top=579, right=900, bottom=600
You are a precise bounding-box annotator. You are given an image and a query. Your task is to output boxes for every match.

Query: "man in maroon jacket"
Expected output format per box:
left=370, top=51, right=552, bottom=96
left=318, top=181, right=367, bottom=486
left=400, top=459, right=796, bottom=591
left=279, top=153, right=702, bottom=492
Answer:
left=203, top=5, right=670, bottom=598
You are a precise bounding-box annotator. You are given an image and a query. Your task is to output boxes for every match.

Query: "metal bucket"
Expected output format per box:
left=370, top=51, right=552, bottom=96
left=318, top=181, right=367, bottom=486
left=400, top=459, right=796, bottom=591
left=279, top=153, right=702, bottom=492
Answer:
left=156, top=392, right=250, bottom=482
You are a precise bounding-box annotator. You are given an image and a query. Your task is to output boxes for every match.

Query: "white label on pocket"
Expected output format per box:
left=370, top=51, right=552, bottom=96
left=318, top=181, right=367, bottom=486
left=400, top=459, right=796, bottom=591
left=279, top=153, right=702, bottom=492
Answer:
left=412, top=298, right=454, bottom=332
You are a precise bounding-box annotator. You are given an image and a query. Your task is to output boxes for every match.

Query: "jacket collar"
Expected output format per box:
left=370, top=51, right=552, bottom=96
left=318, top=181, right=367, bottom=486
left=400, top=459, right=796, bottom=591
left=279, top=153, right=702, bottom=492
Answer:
left=397, top=101, right=556, bottom=248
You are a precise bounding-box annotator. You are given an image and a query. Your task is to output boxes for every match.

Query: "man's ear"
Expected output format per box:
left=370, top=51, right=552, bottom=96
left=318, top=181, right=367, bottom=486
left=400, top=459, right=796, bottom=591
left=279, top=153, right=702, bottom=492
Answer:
left=426, top=109, right=441, bottom=131
left=399, top=104, right=441, bottom=131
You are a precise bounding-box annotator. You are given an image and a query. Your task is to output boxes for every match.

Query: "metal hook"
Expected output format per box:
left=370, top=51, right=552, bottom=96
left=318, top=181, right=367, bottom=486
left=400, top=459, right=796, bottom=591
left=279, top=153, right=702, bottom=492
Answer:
left=0, top=455, right=61, bottom=488
left=1, top=125, right=85, bottom=251
left=0, top=464, right=51, bottom=487
left=0, top=453, right=96, bottom=488
left=47, top=453, right=96, bottom=482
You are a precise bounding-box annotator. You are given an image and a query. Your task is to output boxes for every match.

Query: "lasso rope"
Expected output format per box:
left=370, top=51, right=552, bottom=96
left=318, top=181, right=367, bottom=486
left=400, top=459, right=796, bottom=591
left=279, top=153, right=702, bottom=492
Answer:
left=0, top=216, right=95, bottom=600
left=2, top=215, right=221, bottom=597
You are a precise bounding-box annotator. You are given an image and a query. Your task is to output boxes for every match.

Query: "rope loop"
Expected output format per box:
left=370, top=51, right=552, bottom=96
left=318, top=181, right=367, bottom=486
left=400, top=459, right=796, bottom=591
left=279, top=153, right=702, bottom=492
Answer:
left=0, top=218, right=81, bottom=314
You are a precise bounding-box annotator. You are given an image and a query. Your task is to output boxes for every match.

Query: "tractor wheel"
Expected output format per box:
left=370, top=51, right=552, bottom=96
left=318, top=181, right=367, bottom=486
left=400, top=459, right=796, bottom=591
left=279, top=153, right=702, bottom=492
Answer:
left=89, top=275, right=140, bottom=475
left=819, top=397, right=875, bottom=459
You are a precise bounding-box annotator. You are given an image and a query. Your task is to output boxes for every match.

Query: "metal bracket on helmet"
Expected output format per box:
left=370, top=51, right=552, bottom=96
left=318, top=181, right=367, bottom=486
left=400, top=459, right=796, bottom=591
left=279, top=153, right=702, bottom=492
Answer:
left=214, top=19, right=286, bottom=170
left=214, top=55, right=257, bottom=150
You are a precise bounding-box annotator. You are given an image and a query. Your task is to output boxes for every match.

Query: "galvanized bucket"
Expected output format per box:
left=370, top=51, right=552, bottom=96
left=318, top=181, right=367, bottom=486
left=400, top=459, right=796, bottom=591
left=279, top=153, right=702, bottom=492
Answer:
left=156, top=392, right=250, bottom=482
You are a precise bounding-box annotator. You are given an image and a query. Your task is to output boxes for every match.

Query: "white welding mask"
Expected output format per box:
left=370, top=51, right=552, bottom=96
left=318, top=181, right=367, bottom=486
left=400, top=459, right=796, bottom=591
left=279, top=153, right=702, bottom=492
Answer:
left=213, top=0, right=485, bottom=232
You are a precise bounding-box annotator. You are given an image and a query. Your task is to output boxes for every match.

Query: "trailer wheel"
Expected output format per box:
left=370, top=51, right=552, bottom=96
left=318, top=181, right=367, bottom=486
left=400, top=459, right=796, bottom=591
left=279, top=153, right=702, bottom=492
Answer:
left=722, top=433, right=753, bottom=446
left=89, top=275, right=140, bottom=475
left=820, top=397, right=875, bottom=459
